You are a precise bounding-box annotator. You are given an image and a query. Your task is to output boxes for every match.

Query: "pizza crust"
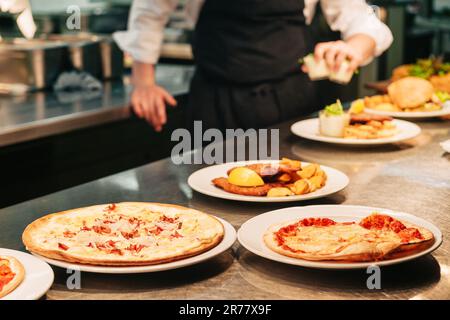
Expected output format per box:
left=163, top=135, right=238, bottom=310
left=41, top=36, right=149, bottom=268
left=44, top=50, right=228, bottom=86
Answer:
left=22, top=202, right=224, bottom=266
left=0, top=256, right=25, bottom=299
left=263, top=217, right=434, bottom=263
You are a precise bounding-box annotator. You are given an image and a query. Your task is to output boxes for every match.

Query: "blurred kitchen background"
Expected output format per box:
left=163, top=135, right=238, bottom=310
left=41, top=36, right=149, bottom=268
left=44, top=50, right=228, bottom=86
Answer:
left=0, top=0, right=449, bottom=208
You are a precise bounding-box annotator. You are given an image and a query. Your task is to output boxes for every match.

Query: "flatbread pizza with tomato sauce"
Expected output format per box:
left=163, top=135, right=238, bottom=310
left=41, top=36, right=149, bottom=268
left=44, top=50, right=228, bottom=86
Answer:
left=0, top=256, right=25, bottom=298
left=264, top=213, right=434, bottom=262
left=22, top=202, right=224, bottom=266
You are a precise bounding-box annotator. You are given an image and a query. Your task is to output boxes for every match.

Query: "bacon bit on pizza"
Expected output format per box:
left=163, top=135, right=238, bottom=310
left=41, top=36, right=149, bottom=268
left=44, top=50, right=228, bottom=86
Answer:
left=121, top=230, right=139, bottom=240
left=125, top=244, right=145, bottom=253
left=398, top=228, right=423, bottom=243
left=80, top=221, right=91, bottom=231
left=106, top=240, right=117, bottom=247
left=177, top=222, right=183, bottom=229
left=160, top=215, right=178, bottom=224
left=148, top=226, right=164, bottom=236
left=92, top=225, right=111, bottom=235
left=87, top=242, right=94, bottom=248
left=96, top=240, right=123, bottom=255
left=63, top=230, right=76, bottom=238
left=110, top=248, right=123, bottom=256
left=128, top=217, right=143, bottom=226
left=0, top=262, right=15, bottom=292
left=104, top=203, right=117, bottom=212
left=58, top=243, right=69, bottom=251
left=171, top=231, right=183, bottom=238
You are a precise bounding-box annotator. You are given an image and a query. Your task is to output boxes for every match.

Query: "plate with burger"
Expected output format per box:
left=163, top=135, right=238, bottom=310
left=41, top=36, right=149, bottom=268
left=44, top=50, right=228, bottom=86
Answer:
left=362, top=76, right=450, bottom=118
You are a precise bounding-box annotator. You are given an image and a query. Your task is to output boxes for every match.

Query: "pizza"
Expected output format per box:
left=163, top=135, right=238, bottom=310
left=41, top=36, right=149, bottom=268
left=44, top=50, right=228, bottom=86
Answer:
left=0, top=256, right=25, bottom=298
left=264, top=213, right=434, bottom=262
left=22, top=202, right=224, bottom=266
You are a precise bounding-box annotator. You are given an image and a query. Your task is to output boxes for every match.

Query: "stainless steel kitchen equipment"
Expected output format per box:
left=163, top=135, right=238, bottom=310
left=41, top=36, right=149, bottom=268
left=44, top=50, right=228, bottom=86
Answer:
left=42, top=33, right=103, bottom=79
left=0, top=38, right=70, bottom=94
left=40, top=33, right=123, bottom=80
left=0, top=33, right=124, bottom=94
left=99, top=35, right=124, bottom=80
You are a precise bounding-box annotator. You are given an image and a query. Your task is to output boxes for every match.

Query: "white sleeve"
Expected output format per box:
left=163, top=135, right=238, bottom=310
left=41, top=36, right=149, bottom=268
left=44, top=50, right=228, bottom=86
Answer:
left=320, top=0, right=393, bottom=61
left=113, top=0, right=179, bottom=64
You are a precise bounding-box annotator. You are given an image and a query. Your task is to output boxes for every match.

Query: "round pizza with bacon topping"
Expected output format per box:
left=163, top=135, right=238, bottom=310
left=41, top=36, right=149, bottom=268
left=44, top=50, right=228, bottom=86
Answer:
left=0, top=256, right=25, bottom=298
left=22, top=203, right=224, bottom=266
left=264, top=213, right=434, bottom=262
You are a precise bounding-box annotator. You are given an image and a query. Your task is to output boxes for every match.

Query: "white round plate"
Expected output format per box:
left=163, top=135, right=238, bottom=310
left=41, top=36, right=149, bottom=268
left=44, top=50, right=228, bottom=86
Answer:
left=188, top=160, right=349, bottom=203
left=237, top=205, right=442, bottom=270
left=364, top=101, right=450, bottom=118
left=0, top=248, right=54, bottom=300
left=291, top=118, right=421, bottom=145
left=31, top=217, right=236, bottom=274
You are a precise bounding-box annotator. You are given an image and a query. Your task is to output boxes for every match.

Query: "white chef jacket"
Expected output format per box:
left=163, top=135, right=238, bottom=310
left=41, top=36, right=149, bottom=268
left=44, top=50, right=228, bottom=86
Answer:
left=114, top=0, right=393, bottom=65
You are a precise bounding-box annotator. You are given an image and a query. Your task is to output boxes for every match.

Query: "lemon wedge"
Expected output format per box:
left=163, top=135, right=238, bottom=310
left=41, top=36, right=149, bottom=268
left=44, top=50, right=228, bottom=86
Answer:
left=228, top=167, right=264, bottom=187
left=349, top=99, right=365, bottom=114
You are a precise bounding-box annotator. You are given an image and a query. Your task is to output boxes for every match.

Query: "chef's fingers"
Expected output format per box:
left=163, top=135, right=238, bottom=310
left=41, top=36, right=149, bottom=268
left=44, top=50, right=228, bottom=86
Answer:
left=347, top=52, right=360, bottom=73
left=143, top=94, right=158, bottom=129
left=130, top=92, right=144, bottom=118
left=161, top=88, right=177, bottom=107
left=314, top=42, right=328, bottom=62
left=335, top=51, right=348, bottom=72
left=324, top=47, right=339, bottom=71
left=149, top=94, right=165, bottom=132
left=154, top=96, right=167, bottom=129
left=301, top=64, right=309, bottom=73
left=131, top=99, right=144, bottom=118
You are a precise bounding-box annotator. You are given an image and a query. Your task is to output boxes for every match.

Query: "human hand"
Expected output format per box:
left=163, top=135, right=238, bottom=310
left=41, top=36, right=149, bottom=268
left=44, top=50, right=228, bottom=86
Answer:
left=302, top=40, right=365, bottom=74
left=130, top=84, right=177, bottom=132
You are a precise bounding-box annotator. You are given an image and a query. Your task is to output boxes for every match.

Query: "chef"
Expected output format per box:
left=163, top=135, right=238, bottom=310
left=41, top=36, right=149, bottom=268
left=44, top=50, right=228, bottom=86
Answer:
left=114, top=0, right=393, bottom=132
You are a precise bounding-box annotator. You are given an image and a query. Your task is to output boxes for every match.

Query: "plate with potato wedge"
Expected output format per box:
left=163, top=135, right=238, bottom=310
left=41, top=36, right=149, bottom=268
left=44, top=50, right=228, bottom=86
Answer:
left=187, top=158, right=349, bottom=202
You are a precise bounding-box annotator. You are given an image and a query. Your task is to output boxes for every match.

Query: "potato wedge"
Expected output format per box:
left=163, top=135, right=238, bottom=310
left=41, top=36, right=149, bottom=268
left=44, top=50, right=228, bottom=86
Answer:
left=267, top=187, right=294, bottom=197
left=315, top=169, right=327, bottom=182
left=290, top=180, right=310, bottom=195
left=298, top=164, right=318, bottom=179
left=281, top=158, right=301, bottom=170
left=309, top=175, right=326, bottom=190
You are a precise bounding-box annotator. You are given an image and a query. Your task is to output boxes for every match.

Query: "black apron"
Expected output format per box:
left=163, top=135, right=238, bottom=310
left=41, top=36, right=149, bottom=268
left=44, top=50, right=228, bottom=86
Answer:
left=186, top=0, right=318, bottom=131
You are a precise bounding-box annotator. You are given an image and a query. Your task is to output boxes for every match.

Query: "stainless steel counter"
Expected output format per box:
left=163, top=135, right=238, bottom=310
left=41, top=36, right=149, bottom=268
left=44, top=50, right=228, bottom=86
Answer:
left=0, top=64, right=194, bottom=147
left=0, top=118, right=449, bottom=300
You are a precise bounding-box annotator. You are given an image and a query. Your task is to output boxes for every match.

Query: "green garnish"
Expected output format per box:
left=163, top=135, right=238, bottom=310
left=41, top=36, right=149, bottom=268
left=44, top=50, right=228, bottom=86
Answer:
left=407, top=57, right=450, bottom=78
left=436, top=91, right=450, bottom=102
left=324, top=99, right=344, bottom=116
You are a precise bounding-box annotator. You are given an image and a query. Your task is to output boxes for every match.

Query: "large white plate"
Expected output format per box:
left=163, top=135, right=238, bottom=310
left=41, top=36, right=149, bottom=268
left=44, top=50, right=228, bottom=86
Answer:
left=188, top=160, right=349, bottom=203
left=365, top=101, right=450, bottom=118
left=0, top=248, right=54, bottom=300
left=291, top=118, right=421, bottom=145
left=237, top=205, right=442, bottom=270
left=31, top=217, right=236, bottom=274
